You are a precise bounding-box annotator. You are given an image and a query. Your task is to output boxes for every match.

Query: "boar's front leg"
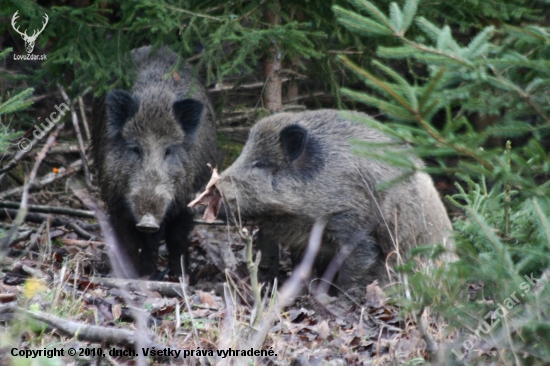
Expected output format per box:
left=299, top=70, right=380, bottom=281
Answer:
left=110, top=212, right=160, bottom=277
left=164, top=208, right=195, bottom=276
left=336, top=232, right=387, bottom=290
left=317, top=229, right=386, bottom=292
left=256, top=228, right=280, bottom=283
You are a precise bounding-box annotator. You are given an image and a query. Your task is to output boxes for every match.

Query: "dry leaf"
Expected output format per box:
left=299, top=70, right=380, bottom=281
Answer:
left=159, top=319, right=176, bottom=335
left=365, top=280, right=385, bottom=308
left=199, top=291, right=218, bottom=308
left=317, top=320, right=330, bottom=340
left=112, top=303, right=122, bottom=321
left=188, top=167, right=222, bottom=223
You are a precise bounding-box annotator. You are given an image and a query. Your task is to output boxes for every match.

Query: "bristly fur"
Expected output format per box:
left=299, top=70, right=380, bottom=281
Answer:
left=92, top=46, right=218, bottom=277
left=218, top=109, right=452, bottom=291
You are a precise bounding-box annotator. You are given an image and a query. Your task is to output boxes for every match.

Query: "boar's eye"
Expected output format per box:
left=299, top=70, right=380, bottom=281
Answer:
left=165, top=147, right=173, bottom=158
left=130, top=145, right=142, bottom=157
left=252, top=160, right=270, bottom=169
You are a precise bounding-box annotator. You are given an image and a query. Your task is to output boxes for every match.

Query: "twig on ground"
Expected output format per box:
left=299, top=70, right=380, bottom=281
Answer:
left=49, top=144, right=82, bottom=154
left=66, top=222, right=96, bottom=240
left=20, top=263, right=51, bottom=281
left=0, top=122, right=64, bottom=253
left=88, top=277, right=183, bottom=297
left=0, top=200, right=95, bottom=218
left=194, top=219, right=228, bottom=225
left=58, top=238, right=103, bottom=247
left=0, top=302, right=18, bottom=314
left=6, top=230, right=32, bottom=247
left=60, top=86, right=91, bottom=186
left=78, top=96, right=91, bottom=141
left=0, top=208, right=99, bottom=231
left=0, top=159, right=83, bottom=199
left=415, top=304, right=441, bottom=363
left=15, top=308, right=191, bottom=363
left=0, top=201, right=226, bottom=226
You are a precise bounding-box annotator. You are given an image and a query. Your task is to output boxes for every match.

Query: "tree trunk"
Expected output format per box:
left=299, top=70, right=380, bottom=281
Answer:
left=263, top=2, right=282, bottom=113
left=284, top=57, right=300, bottom=103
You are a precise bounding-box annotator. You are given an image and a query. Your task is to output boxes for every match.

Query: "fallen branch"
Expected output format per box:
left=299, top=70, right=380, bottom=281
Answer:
left=87, top=277, right=183, bottom=298
left=0, top=200, right=95, bottom=218
left=20, top=309, right=191, bottom=363
left=49, top=144, right=83, bottom=154
left=66, top=222, right=96, bottom=240
left=0, top=159, right=83, bottom=200
left=0, top=201, right=227, bottom=226
left=0, top=123, right=64, bottom=253
left=20, top=263, right=51, bottom=281
left=60, top=86, right=91, bottom=186
left=58, top=238, right=102, bottom=248
left=0, top=208, right=99, bottom=231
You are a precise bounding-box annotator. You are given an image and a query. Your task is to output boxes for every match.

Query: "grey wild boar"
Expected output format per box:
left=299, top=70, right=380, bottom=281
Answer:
left=92, top=46, right=217, bottom=276
left=217, top=109, right=452, bottom=290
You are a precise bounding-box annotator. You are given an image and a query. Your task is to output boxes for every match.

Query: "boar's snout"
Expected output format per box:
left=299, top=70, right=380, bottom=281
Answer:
left=128, top=169, right=173, bottom=233
left=136, top=213, right=160, bottom=233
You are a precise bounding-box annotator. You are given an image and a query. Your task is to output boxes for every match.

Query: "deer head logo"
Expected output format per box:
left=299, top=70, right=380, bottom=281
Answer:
left=11, top=11, right=49, bottom=54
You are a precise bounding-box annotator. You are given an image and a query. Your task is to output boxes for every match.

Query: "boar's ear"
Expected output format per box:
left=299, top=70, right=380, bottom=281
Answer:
left=173, top=99, right=204, bottom=135
left=106, top=90, right=139, bottom=137
left=280, top=125, right=307, bottom=162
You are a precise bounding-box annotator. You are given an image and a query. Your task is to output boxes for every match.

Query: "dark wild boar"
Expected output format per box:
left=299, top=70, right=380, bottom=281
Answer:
left=217, top=110, right=452, bottom=290
left=92, top=46, right=217, bottom=276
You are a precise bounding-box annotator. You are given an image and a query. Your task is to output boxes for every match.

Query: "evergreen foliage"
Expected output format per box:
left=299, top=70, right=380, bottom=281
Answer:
left=0, top=48, right=32, bottom=154
left=335, top=0, right=550, bottom=363
left=0, top=0, right=539, bottom=100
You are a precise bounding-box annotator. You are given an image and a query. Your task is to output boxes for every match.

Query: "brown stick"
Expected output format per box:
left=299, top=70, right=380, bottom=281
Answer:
left=60, top=86, right=91, bottom=186
left=58, top=238, right=103, bottom=246
left=19, top=309, right=191, bottom=363
left=0, top=200, right=95, bottom=218
left=65, top=223, right=96, bottom=241
left=0, top=201, right=227, bottom=226
left=87, top=277, right=184, bottom=298
left=49, top=144, right=83, bottom=154
left=78, top=96, right=91, bottom=142
left=0, top=208, right=99, bottom=232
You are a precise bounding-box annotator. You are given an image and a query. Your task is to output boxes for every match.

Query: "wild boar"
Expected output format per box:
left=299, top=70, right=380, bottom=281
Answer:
left=92, top=46, right=217, bottom=276
left=216, top=109, right=452, bottom=290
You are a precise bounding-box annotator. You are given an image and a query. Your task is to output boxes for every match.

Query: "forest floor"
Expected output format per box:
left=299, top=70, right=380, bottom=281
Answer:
left=0, top=169, right=443, bottom=365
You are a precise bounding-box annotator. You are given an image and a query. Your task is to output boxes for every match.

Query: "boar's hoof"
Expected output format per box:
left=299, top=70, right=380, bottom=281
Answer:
left=136, top=214, right=160, bottom=233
